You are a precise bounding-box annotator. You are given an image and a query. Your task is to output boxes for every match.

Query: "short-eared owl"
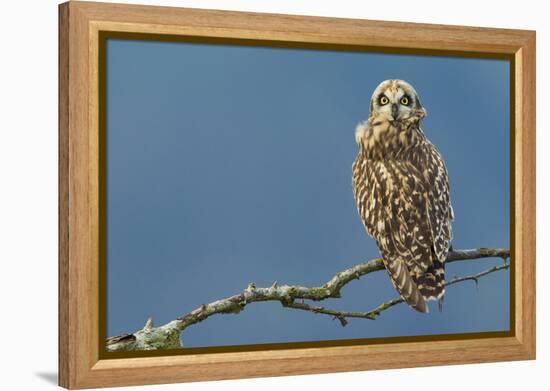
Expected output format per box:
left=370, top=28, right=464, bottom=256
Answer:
left=352, top=79, right=453, bottom=313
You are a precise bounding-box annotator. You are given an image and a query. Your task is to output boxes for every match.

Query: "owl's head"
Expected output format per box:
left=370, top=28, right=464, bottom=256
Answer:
left=369, top=79, right=426, bottom=123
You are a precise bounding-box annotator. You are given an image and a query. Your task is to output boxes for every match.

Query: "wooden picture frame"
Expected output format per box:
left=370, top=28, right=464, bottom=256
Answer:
left=59, top=1, right=536, bottom=389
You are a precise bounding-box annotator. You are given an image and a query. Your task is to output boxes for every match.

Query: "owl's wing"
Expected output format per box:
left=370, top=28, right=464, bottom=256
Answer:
left=419, top=141, right=454, bottom=263
left=353, top=157, right=435, bottom=312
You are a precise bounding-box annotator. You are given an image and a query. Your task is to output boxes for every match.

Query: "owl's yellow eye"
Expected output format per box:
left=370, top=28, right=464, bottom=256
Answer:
left=379, top=96, right=389, bottom=105
left=400, top=96, right=410, bottom=105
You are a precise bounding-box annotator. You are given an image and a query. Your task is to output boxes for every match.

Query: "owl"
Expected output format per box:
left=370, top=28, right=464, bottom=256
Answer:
left=352, top=79, right=453, bottom=313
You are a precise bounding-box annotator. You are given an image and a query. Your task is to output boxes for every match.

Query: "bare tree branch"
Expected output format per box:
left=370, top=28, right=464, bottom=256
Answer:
left=283, top=260, right=510, bottom=323
left=106, top=247, right=510, bottom=352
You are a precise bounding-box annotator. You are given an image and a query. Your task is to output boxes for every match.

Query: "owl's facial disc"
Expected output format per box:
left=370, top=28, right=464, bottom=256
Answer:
left=376, top=89, right=413, bottom=121
left=370, top=80, right=425, bottom=123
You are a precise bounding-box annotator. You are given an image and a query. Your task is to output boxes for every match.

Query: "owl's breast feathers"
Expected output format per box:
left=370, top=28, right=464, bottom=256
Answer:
left=352, top=116, right=453, bottom=312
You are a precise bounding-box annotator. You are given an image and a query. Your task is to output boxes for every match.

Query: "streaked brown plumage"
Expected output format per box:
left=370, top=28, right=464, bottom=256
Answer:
left=352, top=79, right=453, bottom=313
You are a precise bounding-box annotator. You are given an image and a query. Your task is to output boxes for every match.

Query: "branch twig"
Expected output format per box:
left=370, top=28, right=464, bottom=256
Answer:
left=106, top=248, right=510, bottom=352
left=284, top=260, right=510, bottom=322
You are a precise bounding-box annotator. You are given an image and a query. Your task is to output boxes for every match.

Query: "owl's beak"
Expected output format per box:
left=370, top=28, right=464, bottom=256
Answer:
left=391, top=103, right=399, bottom=119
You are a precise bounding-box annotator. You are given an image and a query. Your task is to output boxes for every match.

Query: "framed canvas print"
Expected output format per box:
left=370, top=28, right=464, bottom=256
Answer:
left=58, top=1, right=536, bottom=389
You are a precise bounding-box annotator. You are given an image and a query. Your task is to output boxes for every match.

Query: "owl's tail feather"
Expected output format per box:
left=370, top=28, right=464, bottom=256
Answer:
left=383, top=258, right=428, bottom=313
left=414, top=258, right=445, bottom=303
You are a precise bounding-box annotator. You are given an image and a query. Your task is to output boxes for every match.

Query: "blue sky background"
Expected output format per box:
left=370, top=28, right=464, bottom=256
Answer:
left=105, top=39, right=510, bottom=348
